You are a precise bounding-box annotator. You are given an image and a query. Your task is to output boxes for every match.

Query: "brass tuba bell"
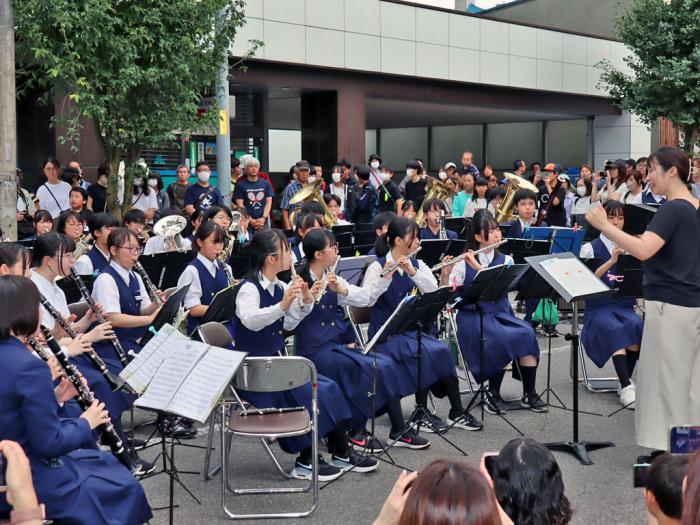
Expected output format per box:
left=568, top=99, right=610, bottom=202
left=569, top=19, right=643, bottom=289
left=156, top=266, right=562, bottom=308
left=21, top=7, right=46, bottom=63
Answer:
left=288, top=178, right=336, bottom=229
left=494, top=172, right=540, bottom=223
left=415, top=176, right=457, bottom=227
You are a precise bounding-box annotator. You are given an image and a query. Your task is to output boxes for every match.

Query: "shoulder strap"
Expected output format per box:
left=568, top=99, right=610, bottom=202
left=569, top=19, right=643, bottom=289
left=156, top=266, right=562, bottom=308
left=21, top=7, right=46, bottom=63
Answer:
left=42, top=183, right=63, bottom=211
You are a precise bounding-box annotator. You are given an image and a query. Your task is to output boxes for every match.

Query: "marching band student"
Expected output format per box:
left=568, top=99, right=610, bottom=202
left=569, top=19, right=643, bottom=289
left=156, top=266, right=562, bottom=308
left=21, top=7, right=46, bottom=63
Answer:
left=74, top=212, right=120, bottom=276
left=176, top=221, right=232, bottom=336
left=368, top=211, right=397, bottom=256
left=297, top=229, right=429, bottom=451
left=123, top=208, right=149, bottom=245
left=362, top=217, right=483, bottom=433
left=586, top=147, right=700, bottom=451
left=185, top=208, right=204, bottom=244
left=401, top=200, right=418, bottom=220
left=323, top=193, right=351, bottom=225
left=233, top=229, right=378, bottom=481
left=579, top=201, right=643, bottom=407
left=32, top=209, right=54, bottom=238
left=486, top=187, right=506, bottom=216
left=443, top=210, right=545, bottom=414
left=54, top=210, right=84, bottom=244
left=0, top=276, right=152, bottom=525
left=91, top=228, right=162, bottom=373
left=203, top=204, right=233, bottom=231
left=419, top=199, right=457, bottom=240
left=291, top=213, right=322, bottom=264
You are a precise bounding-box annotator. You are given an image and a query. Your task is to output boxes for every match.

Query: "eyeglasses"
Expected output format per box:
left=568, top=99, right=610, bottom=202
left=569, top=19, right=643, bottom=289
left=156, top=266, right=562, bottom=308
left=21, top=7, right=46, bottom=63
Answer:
left=118, top=246, right=143, bottom=255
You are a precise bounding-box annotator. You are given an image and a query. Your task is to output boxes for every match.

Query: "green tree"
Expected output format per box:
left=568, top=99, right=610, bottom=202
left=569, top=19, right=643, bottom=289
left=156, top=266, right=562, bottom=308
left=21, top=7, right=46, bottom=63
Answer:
left=599, top=0, right=700, bottom=152
left=15, top=0, right=259, bottom=218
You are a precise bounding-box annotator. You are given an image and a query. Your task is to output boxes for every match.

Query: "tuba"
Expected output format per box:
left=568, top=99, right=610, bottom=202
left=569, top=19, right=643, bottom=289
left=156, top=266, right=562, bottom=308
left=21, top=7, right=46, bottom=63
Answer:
left=494, top=172, right=540, bottom=224
left=153, top=215, right=187, bottom=251
left=415, top=177, right=456, bottom=228
left=288, top=178, right=336, bottom=229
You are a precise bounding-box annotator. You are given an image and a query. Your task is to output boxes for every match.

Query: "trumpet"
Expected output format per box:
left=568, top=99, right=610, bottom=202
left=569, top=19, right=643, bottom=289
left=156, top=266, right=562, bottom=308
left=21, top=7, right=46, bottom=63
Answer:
left=380, top=246, right=422, bottom=277
left=289, top=263, right=304, bottom=307
left=430, top=240, right=508, bottom=272
left=314, top=255, right=341, bottom=303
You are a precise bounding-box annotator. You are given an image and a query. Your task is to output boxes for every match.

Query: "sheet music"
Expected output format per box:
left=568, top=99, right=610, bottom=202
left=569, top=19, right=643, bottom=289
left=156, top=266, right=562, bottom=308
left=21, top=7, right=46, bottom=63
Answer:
left=166, top=347, right=247, bottom=423
left=362, top=294, right=414, bottom=355
left=539, top=257, right=609, bottom=300
left=134, top=341, right=207, bottom=411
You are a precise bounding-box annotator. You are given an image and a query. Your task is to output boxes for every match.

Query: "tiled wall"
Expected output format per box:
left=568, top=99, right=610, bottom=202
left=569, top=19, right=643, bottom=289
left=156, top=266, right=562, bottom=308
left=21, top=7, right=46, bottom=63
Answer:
left=232, top=0, right=632, bottom=97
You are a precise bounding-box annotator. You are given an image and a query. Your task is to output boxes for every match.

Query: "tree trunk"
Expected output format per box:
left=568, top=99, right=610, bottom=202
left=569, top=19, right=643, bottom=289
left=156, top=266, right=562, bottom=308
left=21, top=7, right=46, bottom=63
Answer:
left=0, top=0, right=17, bottom=241
left=681, top=126, right=699, bottom=155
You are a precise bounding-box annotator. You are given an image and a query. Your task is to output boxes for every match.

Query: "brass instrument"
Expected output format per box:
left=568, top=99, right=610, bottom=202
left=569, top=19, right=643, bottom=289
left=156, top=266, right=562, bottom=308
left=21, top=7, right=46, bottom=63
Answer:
left=153, top=215, right=187, bottom=252
left=495, top=172, right=540, bottom=223
left=133, top=261, right=164, bottom=307
left=314, top=255, right=341, bottom=304
left=430, top=240, right=508, bottom=272
left=415, top=177, right=456, bottom=227
left=380, top=246, right=422, bottom=277
left=218, top=210, right=243, bottom=264
left=288, top=178, right=336, bottom=229
left=73, top=233, right=94, bottom=259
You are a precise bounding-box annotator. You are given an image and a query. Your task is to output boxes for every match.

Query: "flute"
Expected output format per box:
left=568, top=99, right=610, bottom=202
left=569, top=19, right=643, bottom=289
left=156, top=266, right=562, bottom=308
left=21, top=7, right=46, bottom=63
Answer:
left=289, top=263, right=304, bottom=307
left=31, top=327, right=142, bottom=475
left=379, top=246, right=422, bottom=277
left=314, top=255, right=341, bottom=304
left=430, top=240, right=508, bottom=272
left=39, top=293, right=126, bottom=393
left=133, top=262, right=164, bottom=307
left=70, top=269, right=130, bottom=367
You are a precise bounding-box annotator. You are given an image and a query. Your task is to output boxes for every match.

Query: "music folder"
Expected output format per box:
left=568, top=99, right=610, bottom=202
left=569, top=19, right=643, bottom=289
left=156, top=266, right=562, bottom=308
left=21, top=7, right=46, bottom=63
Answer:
left=416, top=239, right=468, bottom=268
left=336, top=255, right=376, bottom=286
left=194, top=285, right=237, bottom=331
left=138, top=283, right=190, bottom=346
left=623, top=203, right=657, bottom=236
left=138, top=250, right=195, bottom=289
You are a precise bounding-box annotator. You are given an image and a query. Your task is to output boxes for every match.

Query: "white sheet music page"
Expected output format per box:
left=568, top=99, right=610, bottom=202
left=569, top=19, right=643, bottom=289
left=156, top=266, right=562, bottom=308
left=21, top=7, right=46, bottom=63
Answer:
left=119, top=324, right=173, bottom=381
left=134, top=340, right=207, bottom=411
left=166, top=347, right=247, bottom=423
left=539, top=257, right=609, bottom=301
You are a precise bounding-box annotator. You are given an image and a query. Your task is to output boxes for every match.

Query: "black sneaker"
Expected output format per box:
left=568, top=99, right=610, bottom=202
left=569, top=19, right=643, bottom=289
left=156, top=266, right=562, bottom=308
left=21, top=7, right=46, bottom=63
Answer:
left=291, top=455, right=342, bottom=482
left=331, top=450, right=379, bottom=473
left=484, top=394, right=507, bottom=415
left=348, top=429, right=383, bottom=454
left=544, top=326, right=559, bottom=338
left=136, top=457, right=156, bottom=476
left=388, top=428, right=431, bottom=450
left=126, top=437, right=147, bottom=451
left=158, top=418, right=197, bottom=440
left=447, top=411, right=484, bottom=431
left=410, top=412, right=448, bottom=434
left=521, top=393, right=548, bottom=413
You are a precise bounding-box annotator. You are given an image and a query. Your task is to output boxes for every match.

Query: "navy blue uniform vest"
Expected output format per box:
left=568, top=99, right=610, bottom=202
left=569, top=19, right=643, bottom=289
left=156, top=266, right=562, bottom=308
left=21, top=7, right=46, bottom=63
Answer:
left=419, top=227, right=457, bottom=240
left=86, top=247, right=109, bottom=275
left=186, top=258, right=228, bottom=334
left=103, top=265, right=143, bottom=343
left=233, top=278, right=285, bottom=356
left=368, top=256, right=419, bottom=339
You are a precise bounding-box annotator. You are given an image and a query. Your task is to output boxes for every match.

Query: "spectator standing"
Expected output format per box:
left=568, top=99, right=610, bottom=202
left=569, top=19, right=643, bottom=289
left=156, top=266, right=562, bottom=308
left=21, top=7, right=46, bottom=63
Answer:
left=327, top=164, right=356, bottom=220
left=377, top=165, right=403, bottom=214
left=351, top=165, right=378, bottom=224
left=16, top=169, right=37, bottom=240
left=539, top=163, right=568, bottom=227
left=87, top=165, right=109, bottom=213
left=167, top=164, right=192, bottom=212
left=36, top=157, right=71, bottom=219
left=184, top=162, right=223, bottom=215
left=403, top=160, right=427, bottom=209
left=234, top=156, right=273, bottom=232
left=281, top=162, right=313, bottom=229
left=147, top=173, right=170, bottom=220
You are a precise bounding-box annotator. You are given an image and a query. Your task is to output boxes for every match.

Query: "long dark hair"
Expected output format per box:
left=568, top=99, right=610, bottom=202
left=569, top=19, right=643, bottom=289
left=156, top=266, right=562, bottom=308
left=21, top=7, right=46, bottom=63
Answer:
left=194, top=221, right=226, bottom=253
left=493, top=438, right=572, bottom=525
left=374, top=217, right=420, bottom=257
left=398, top=459, right=501, bottom=525
left=299, top=229, right=335, bottom=285
left=32, top=232, right=75, bottom=269
left=0, top=276, right=40, bottom=340
left=467, top=209, right=499, bottom=250
left=244, top=229, right=289, bottom=278
left=649, top=146, right=691, bottom=184
left=682, top=450, right=700, bottom=525
left=0, top=243, right=30, bottom=274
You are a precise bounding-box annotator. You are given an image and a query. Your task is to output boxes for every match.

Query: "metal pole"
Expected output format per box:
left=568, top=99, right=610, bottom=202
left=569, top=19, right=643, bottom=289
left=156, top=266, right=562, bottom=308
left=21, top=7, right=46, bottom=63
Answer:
left=0, top=0, right=17, bottom=241
left=215, top=7, right=232, bottom=206
left=586, top=116, right=595, bottom=167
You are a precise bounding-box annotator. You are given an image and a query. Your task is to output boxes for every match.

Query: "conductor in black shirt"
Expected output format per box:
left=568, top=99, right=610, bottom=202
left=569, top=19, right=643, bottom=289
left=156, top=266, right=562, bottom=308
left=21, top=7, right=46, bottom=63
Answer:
left=586, top=146, right=700, bottom=452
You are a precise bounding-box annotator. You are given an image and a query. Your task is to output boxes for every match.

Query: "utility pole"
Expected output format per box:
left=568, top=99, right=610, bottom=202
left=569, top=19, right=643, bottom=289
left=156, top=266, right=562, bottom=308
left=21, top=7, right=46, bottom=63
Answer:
left=215, top=6, right=232, bottom=206
left=0, top=0, right=17, bottom=241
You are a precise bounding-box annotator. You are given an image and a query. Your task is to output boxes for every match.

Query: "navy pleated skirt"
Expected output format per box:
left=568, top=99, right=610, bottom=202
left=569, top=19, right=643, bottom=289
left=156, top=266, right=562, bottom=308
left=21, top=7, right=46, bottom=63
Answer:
left=581, top=300, right=643, bottom=368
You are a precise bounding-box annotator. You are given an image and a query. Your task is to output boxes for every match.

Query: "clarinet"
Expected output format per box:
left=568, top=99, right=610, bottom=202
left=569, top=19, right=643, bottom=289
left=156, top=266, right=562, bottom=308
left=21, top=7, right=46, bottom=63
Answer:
left=70, top=269, right=130, bottom=367
left=39, top=293, right=126, bottom=392
left=32, top=327, right=141, bottom=475
left=133, top=262, right=164, bottom=307
left=439, top=210, right=448, bottom=240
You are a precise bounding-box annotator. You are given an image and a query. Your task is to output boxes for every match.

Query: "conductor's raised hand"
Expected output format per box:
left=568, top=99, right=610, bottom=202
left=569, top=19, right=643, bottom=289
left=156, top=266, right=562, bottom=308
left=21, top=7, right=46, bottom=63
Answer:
left=585, top=205, right=608, bottom=230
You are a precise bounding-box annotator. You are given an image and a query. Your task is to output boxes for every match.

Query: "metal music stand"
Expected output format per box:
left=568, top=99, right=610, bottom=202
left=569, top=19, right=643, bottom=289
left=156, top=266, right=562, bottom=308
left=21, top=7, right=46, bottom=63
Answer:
left=525, top=252, right=616, bottom=465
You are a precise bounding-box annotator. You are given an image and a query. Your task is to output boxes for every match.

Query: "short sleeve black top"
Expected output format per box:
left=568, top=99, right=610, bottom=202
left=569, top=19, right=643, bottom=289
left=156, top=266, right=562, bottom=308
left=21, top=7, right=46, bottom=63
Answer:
left=643, top=199, right=700, bottom=307
left=404, top=179, right=427, bottom=208
left=377, top=180, right=402, bottom=213
left=538, top=186, right=567, bottom=227
left=87, top=184, right=107, bottom=213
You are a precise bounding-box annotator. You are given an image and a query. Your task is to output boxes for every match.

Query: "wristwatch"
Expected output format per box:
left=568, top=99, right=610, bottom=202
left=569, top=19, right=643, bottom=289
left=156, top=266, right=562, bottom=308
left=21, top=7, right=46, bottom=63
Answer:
left=10, top=504, right=45, bottom=524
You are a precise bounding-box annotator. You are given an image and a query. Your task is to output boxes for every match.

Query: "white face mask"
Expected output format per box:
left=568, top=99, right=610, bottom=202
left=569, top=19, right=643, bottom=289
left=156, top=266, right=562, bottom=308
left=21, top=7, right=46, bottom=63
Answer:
left=197, top=170, right=211, bottom=183
left=147, top=179, right=158, bottom=189
left=381, top=172, right=391, bottom=182
left=370, top=161, right=380, bottom=170
left=133, top=179, right=143, bottom=187
left=308, top=175, right=316, bottom=184
left=439, top=171, right=447, bottom=180
left=576, top=186, right=587, bottom=197
left=332, top=172, right=342, bottom=183
left=406, top=169, right=416, bottom=178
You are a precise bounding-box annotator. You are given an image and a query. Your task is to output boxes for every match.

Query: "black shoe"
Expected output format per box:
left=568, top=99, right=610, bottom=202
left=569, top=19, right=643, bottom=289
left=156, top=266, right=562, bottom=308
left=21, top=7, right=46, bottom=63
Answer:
left=410, top=412, right=448, bottom=434
left=348, top=429, right=383, bottom=454
left=447, top=411, right=483, bottom=431
left=159, top=419, right=197, bottom=440
left=292, top=455, right=342, bottom=481
left=521, top=393, right=548, bottom=413
left=128, top=449, right=156, bottom=476
left=544, top=326, right=559, bottom=337
left=484, top=394, right=507, bottom=415
left=331, top=450, right=379, bottom=473
left=126, top=437, right=147, bottom=451
left=388, top=428, right=431, bottom=450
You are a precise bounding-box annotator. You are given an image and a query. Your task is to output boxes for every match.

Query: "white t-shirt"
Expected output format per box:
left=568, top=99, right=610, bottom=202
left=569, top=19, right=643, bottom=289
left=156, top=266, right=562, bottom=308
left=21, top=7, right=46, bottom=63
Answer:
left=36, top=181, right=72, bottom=218
left=622, top=191, right=643, bottom=204
left=131, top=190, right=159, bottom=213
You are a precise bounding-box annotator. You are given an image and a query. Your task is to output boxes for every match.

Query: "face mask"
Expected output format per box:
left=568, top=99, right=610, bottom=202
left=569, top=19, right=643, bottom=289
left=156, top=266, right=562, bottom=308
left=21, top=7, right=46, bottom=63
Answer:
left=332, top=172, right=342, bottom=183
left=576, top=186, right=586, bottom=197
left=197, top=170, right=210, bottom=183
left=308, top=175, right=316, bottom=184
left=439, top=171, right=447, bottom=180
left=148, top=179, right=158, bottom=189
left=133, top=179, right=143, bottom=187
left=406, top=169, right=416, bottom=178
left=381, top=172, right=391, bottom=182
left=370, top=161, right=380, bottom=170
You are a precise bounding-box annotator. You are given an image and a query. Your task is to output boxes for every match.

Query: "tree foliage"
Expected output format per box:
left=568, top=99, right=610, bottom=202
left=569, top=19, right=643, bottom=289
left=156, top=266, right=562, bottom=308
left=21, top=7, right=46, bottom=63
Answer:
left=599, top=0, right=700, bottom=152
left=15, top=0, right=258, bottom=217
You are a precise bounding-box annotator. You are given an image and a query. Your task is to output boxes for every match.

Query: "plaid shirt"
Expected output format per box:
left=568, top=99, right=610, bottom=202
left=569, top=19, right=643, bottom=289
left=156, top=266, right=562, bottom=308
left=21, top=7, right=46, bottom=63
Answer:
left=281, top=181, right=303, bottom=211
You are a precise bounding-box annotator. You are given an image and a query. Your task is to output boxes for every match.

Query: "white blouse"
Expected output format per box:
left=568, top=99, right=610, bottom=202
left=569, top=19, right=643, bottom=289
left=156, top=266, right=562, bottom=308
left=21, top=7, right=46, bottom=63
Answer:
left=74, top=246, right=110, bottom=276
left=447, top=251, right=514, bottom=287
left=143, top=235, right=192, bottom=256
left=308, top=269, right=383, bottom=307
left=92, top=261, right=152, bottom=314
left=177, top=253, right=232, bottom=310
left=30, top=270, right=70, bottom=330
left=362, top=250, right=437, bottom=305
